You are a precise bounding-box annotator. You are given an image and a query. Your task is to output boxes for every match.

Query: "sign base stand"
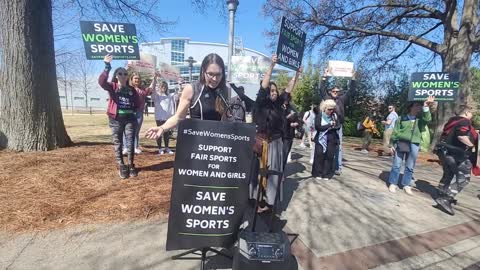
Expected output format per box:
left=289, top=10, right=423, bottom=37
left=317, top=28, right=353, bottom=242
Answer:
left=171, top=247, right=233, bottom=270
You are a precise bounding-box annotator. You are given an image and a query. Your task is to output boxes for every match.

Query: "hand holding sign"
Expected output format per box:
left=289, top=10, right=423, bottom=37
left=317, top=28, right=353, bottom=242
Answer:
left=104, top=54, right=113, bottom=64
left=424, top=95, right=435, bottom=107
left=271, top=54, right=278, bottom=65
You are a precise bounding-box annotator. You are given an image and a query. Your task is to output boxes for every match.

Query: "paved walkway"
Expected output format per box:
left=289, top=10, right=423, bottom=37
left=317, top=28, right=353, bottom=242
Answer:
left=1, top=143, right=480, bottom=270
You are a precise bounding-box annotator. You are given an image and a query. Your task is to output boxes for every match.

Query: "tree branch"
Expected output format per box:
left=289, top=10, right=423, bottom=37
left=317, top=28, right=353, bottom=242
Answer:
left=309, top=16, right=440, bottom=53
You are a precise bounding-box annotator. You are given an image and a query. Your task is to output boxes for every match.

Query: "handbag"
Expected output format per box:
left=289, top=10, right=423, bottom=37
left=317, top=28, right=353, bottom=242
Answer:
left=253, top=133, right=268, bottom=155
left=396, top=119, right=417, bottom=153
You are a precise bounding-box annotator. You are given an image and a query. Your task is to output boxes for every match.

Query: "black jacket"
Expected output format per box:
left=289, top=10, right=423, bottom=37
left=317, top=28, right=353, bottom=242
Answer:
left=321, top=79, right=356, bottom=124
left=254, top=86, right=289, bottom=140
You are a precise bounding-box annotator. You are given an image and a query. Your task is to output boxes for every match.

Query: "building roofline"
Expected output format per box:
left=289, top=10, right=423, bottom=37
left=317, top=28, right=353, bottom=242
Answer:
left=188, top=41, right=268, bottom=58
left=141, top=38, right=269, bottom=58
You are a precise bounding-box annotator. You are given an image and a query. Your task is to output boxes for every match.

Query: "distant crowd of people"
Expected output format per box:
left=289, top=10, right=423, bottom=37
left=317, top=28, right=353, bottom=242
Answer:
left=99, top=53, right=478, bottom=216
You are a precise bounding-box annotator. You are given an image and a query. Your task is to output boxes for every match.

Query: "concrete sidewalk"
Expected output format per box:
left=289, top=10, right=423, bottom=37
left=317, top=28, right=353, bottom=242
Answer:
left=282, top=144, right=480, bottom=269
left=1, top=143, right=480, bottom=270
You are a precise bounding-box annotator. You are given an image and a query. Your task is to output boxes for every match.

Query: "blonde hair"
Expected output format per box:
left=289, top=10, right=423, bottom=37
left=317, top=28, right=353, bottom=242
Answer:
left=320, top=99, right=336, bottom=112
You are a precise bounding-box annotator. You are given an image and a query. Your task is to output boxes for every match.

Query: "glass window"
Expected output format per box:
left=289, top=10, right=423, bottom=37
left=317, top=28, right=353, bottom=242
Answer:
left=171, top=52, right=184, bottom=65
left=171, top=40, right=185, bottom=52
left=74, top=97, right=84, bottom=100
left=90, top=97, right=100, bottom=101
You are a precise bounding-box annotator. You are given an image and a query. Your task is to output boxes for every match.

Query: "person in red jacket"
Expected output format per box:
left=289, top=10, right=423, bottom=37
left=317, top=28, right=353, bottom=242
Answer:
left=435, top=105, right=479, bottom=215
left=98, top=54, right=139, bottom=179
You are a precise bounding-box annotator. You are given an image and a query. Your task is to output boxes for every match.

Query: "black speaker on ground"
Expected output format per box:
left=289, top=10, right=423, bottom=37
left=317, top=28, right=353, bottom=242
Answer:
left=232, top=231, right=297, bottom=270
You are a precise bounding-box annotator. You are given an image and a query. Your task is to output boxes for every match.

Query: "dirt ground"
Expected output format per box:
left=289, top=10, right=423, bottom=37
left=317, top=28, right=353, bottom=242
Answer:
left=0, top=114, right=174, bottom=233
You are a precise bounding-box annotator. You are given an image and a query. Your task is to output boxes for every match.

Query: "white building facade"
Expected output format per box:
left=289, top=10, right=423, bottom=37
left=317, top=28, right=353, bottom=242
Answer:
left=58, top=38, right=283, bottom=111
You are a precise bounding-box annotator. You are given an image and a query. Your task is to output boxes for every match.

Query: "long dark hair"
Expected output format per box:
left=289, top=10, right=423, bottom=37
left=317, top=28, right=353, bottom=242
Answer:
left=111, top=67, right=129, bottom=85
left=199, top=53, right=227, bottom=118
left=199, top=53, right=226, bottom=89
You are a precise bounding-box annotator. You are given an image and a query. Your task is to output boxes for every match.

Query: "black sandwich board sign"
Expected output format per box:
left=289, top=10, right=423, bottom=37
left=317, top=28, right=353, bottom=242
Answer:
left=80, top=21, right=140, bottom=60
left=408, top=72, right=460, bottom=102
left=276, top=16, right=306, bottom=71
left=166, top=119, right=255, bottom=250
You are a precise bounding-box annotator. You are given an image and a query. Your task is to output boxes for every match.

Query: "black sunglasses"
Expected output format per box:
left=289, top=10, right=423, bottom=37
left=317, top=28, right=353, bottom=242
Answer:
left=117, top=72, right=128, bottom=76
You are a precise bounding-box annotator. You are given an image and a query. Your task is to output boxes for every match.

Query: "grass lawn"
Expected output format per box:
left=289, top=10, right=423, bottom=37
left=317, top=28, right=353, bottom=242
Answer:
left=63, top=113, right=175, bottom=148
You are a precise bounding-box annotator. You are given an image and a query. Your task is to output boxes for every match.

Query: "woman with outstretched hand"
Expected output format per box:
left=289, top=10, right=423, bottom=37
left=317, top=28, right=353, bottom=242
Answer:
left=145, top=53, right=229, bottom=139
left=99, top=54, right=139, bottom=179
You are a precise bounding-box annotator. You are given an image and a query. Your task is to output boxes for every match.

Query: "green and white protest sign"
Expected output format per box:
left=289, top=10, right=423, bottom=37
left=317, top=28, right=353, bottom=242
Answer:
left=230, top=56, right=271, bottom=84
left=80, top=21, right=140, bottom=60
left=408, top=72, right=460, bottom=102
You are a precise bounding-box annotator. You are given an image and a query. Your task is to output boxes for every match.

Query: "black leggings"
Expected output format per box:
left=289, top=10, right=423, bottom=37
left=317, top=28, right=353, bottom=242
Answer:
left=155, top=120, right=170, bottom=149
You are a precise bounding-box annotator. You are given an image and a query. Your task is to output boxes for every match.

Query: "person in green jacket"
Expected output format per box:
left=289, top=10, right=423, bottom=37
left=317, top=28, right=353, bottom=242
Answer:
left=388, top=96, right=435, bottom=195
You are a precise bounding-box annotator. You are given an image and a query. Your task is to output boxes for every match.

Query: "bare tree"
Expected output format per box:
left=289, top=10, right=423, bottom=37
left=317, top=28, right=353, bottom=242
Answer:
left=0, top=0, right=174, bottom=151
left=73, top=54, right=96, bottom=108
left=264, top=0, right=480, bottom=147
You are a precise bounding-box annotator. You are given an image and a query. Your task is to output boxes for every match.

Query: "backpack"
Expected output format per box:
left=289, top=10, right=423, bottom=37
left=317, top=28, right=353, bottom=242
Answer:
left=357, top=121, right=365, bottom=131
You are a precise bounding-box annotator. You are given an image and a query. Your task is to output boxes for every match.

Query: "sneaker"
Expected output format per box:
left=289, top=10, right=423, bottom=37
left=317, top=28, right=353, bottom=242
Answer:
left=315, top=177, right=323, bottom=180
left=435, top=197, right=455, bottom=215
left=129, top=164, right=138, bottom=177
left=119, top=165, right=129, bottom=179
left=158, top=148, right=165, bottom=155
left=122, top=148, right=128, bottom=155
left=322, top=177, right=331, bottom=181
left=404, top=186, right=413, bottom=195
left=165, top=148, right=174, bottom=154
left=335, top=170, right=342, bottom=176
left=389, top=184, right=398, bottom=193
left=360, top=149, right=369, bottom=154
left=134, top=148, right=142, bottom=154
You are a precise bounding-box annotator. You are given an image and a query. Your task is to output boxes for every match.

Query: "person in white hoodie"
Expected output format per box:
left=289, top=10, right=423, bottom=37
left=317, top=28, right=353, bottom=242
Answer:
left=152, top=81, right=176, bottom=154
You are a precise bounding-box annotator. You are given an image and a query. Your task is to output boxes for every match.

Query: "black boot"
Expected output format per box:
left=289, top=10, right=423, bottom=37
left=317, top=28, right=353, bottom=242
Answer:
left=119, top=164, right=129, bottom=179
left=435, top=196, right=455, bottom=216
left=129, top=164, right=138, bottom=177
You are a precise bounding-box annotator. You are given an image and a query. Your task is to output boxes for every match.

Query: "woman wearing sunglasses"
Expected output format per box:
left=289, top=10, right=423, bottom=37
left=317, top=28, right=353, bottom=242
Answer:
left=145, top=53, right=228, bottom=139
left=99, top=54, right=139, bottom=179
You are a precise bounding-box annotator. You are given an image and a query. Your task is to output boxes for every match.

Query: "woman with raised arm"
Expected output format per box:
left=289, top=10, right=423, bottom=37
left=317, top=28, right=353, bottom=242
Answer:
left=145, top=53, right=228, bottom=139
left=98, top=54, right=139, bottom=179
left=253, top=54, right=299, bottom=213
left=122, top=71, right=156, bottom=155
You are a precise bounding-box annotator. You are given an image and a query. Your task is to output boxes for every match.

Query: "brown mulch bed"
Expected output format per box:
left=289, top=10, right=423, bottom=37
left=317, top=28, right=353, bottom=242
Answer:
left=0, top=143, right=174, bottom=233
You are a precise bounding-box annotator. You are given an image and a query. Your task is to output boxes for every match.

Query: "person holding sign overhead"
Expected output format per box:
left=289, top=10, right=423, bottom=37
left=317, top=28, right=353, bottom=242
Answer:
left=253, top=54, right=300, bottom=213
left=321, top=70, right=357, bottom=176
left=99, top=54, right=139, bottom=179
left=145, top=53, right=228, bottom=139
left=122, top=71, right=157, bottom=155
left=388, top=96, right=435, bottom=195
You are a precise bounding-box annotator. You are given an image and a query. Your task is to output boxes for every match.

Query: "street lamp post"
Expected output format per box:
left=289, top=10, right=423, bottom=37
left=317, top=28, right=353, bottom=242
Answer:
left=185, top=56, right=196, bottom=83
left=227, top=0, right=239, bottom=98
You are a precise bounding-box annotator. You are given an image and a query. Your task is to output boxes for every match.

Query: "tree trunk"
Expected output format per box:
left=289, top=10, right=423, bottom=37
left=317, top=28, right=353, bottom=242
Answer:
left=0, top=0, right=72, bottom=151
left=431, top=4, right=476, bottom=150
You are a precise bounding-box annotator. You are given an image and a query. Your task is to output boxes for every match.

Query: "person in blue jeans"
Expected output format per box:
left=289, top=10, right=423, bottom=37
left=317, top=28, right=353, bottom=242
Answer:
left=388, top=96, right=435, bottom=195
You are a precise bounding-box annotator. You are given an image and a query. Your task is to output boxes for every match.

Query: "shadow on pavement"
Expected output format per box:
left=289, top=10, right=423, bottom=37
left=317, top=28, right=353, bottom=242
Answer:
left=415, top=179, right=440, bottom=199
